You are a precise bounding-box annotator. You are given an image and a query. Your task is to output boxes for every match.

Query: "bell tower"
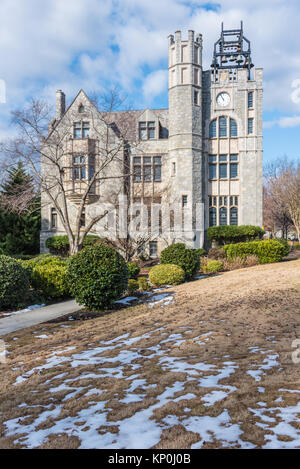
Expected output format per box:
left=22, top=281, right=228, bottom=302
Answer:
left=168, top=30, right=205, bottom=247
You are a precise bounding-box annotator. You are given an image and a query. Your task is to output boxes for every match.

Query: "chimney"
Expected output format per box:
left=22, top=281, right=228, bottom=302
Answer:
left=56, top=90, right=66, bottom=120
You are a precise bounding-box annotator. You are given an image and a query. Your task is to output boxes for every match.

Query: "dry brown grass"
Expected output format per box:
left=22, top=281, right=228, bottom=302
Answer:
left=0, top=259, right=299, bottom=449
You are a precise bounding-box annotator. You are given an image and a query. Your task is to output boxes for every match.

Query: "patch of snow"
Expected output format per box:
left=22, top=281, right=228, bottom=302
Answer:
left=2, top=304, right=46, bottom=317
left=115, top=297, right=138, bottom=306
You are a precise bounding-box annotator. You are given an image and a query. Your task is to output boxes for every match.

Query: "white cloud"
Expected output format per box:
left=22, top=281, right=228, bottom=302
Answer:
left=264, top=115, right=300, bottom=129
left=0, top=0, right=300, bottom=128
left=142, top=70, right=168, bottom=103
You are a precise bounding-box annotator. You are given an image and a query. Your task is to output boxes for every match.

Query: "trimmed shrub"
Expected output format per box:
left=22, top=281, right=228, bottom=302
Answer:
left=67, top=244, right=129, bottom=310
left=149, top=264, right=185, bottom=286
left=127, top=279, right=139, bottom=295
left=127, top=262, right=140, bottom=280
left=202, top=260, right=223, bottom=274
left=138, top=277, right=151, bottom=292
left=224, top=239, right=287, bottom=264
left=208, top=225, right=265, bottom=246
left=160, top=243, right=200, bottom=279
left=276, top=238, right=290, bottom=257
left=0, top=255, right=30, bottom=309
left=46, top=235, right=99, bottom=256
left=31, top=258, right=69, bottom=298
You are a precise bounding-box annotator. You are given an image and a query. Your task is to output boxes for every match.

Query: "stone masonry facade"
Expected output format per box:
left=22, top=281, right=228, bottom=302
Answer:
left=40, top=26, right=263, bottom=256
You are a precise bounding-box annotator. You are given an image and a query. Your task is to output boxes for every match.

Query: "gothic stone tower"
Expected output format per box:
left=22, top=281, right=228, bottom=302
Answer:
left=168, top=30, right=205, bottom=247
left=168, top=23, right=263, bottom=248
left=203, top=22, right=263, bottom=232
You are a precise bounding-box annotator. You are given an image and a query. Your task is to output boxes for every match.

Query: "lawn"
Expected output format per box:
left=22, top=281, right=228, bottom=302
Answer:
left=0, top=259, right=299, bottom=449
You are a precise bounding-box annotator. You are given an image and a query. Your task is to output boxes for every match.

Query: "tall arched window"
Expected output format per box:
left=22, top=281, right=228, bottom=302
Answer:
left=230, top=207, right=238, bottom=225
left=230, top=118, right=238, bottom=137
left=209, top=207, right=217, bottom=227
left=219, top=206, right=227, bottom=225
left=209, top=120, right=217, bottom=138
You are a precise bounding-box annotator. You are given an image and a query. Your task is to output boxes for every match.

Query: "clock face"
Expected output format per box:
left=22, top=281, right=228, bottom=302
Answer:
left=217, top=92, right=230, bottom=107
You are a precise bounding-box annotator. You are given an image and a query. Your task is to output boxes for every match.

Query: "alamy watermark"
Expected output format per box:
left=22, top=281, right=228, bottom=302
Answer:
left=0, top=340, right=6, bottom=364
left=0, top=79, right=6, bottom=104
left=291, top=339, right=300, bottom=364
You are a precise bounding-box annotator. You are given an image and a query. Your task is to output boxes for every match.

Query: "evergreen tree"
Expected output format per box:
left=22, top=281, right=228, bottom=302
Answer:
left=0, top=162, right=40, bottom=255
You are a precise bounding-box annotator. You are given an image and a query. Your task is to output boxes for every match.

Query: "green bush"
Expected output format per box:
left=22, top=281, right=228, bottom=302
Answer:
left=46, top=235, right=99, bottom=256
left=17, top=254, right=63, bottom=284
left=149, top=264, right=185, bottom=286
left=160, top=243, right=200, bottom=279
left=202, top=260, right=223, bottom=274
left=31, top=258, right=69, bottom=298
left=138, top=277, right=151, bottom=291
left=224, top=239, right=287, bottom=264
left=127, top=279, right=139, bottom=295
left=67, top=244, right=129, bottom=310
left=208, top=225, right=265, bottom=246
left=127, top=262, right=140, bottom=280
left=0, top=255, right=30, bottom=309
left=276, top=238, right=290, bottom=256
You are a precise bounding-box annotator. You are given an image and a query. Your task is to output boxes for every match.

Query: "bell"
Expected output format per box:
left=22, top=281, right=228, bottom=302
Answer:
left=229, top=55, right=236, bottom=62
left=236, top=55, right=243, bottom=64
left=221, top=55, right=228, bottom=63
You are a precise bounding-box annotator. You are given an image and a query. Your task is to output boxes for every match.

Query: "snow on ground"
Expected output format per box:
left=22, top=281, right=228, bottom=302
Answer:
left=2, top=304, right=46, bottom=317
left=4, top=324, right=300, bottom=449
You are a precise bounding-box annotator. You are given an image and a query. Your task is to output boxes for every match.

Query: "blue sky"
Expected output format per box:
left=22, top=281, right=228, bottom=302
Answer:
left=0, top=0, right=300, bottom=165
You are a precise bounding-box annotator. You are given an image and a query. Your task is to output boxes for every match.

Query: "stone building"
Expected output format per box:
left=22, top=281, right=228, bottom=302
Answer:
left=41, top=23, right=263, bottom=256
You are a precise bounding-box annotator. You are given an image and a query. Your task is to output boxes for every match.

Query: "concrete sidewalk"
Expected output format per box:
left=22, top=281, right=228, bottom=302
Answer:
left=0, top=300, right=83, bottom=337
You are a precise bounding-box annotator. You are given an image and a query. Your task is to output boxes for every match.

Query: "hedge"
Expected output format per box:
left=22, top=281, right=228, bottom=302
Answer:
left=160, top=243, right=202, bottom=279
left=208, top=225, right=265, bottom=245
left=202, top=260, right=223, bottom=274
left=149, top=264, right=185, bottom=286
left=31, top=258, right=70, bottom=298
left=67, top=244, right=129, bottom=310
left=224, top=239, right=287, bottom=264
left=46, top=235, right=100, bottom=256
left=0, top=255, right=30, bottom=309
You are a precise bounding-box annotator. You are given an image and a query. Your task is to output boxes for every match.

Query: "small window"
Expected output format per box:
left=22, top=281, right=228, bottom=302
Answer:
left=219, top=117, right=227, bottom=138
left=144, top=164, right=152, bottom=182
left=219, top=154, right=227, bottom=162
left=248, top=92, right=254, bottom=108
left=248, top=118, right=254, bottom=134
left=219, top=163, right=228, bottom=179
left=78, top=105, right=85, bottom=113
left=74, top=122, right=81, bottom=139
left=209, top=120, right=217, bottom=138
left=230, top=163, right=238, bottom=179
left=172, top=162, right=176, bottom=176
left=133, top=165, right=141, bottom=182
left=51, top=208, right=57, bottom=229
left=230, top=154, right=238, bottom=161
left=209, top=164, right=217, bottom=179
left=194, top=90, right=199, bottom=105
left=230, top=207, right=238, bottom=225
left=219, top=207, right=227, bottom=226
left=230, top=119, right=238, bottom=137
left=139, top=122, right=147, bottom=140
left=149, top=241, right=158, bottom=258
left=148, top=122, right=155, bottom=139
left=182, top=195, right=188, bottom=208
left=154, top=164, right=161, bottom=182
left=209, top=207, right=217, bottom=227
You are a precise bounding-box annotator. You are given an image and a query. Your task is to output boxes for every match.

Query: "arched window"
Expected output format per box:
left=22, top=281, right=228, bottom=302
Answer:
left=230, top=207, right=238, bottom=225
left=209, top=207, right=217, bottom=227
left=219, top=206, right=227, bottom=226
left=230, top=118, right=238, bottom=137
left=209, top=120, right=217, bottom=138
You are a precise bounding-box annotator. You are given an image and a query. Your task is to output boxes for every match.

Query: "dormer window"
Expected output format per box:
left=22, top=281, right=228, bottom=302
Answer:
left=74, top=122, right=90, bottom=139
left=139, top=121, right=156, bottom=140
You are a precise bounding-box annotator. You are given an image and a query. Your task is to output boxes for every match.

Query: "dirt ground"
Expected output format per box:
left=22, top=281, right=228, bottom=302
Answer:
left=0, top=259, right=299, bottom=449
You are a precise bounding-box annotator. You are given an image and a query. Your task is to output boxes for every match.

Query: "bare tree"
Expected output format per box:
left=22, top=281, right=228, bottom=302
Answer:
left=264, top=157, right=300, bottom=240
left=1, top=89, right=140, bottom=254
